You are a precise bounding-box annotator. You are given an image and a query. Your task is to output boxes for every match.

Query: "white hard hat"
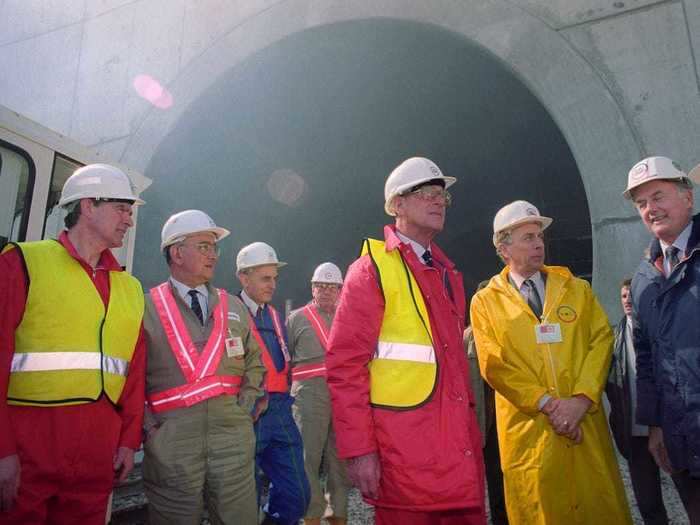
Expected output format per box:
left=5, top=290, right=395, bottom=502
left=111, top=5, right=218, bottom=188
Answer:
left=384, top=157, right=456, bottom=216
left=623, top=156, right=691, bottom=199
left=58, top=163, right=145, bottom=207
left=236, top=242, right=287, bottom=272
left=160, top=209, right=230, bottom=250
left=311, top=262, right=343, bottom=285
left=493, top=200, right=552, bottom=246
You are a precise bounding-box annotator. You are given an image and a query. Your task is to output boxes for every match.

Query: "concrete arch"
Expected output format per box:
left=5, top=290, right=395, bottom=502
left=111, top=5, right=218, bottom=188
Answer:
left=122, top=0, right=643, bottom=311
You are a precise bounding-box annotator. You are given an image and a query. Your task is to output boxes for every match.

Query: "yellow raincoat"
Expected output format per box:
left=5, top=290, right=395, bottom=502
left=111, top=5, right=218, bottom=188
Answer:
left=470, top=265, right=631, bottom=524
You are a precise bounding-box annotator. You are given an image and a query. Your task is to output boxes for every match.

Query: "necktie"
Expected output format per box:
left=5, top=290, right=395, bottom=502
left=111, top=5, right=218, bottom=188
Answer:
left=422, top=250, right=433, bottom=267
left=188, top=290, right=204, bottom=325
left=665, top=246, right=680, bottom=274
left=523, top=279, right=543, bottom=319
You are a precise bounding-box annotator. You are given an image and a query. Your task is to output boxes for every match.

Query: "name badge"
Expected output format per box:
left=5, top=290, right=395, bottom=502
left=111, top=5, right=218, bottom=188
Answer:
left=535, top=323, right=563, bottom=344
left=225, top=336, right=245, bottom=357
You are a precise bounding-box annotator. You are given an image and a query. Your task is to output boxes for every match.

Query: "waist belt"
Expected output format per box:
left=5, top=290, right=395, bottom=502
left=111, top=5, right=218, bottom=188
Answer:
left=291, top=362, right=326, bottom=381
left=147, top=374, right=242, bottom=413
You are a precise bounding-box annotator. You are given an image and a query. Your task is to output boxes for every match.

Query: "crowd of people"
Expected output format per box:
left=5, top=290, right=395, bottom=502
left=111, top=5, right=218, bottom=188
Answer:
left=0, top=154, right=698, bottom=525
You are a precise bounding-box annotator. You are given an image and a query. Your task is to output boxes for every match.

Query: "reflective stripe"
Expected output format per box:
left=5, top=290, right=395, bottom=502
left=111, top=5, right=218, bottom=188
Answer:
left=301, top=304, right=331, bottom=351
left=268, top=305, right=290, bottom=362
left=375, top=342, right=435, bottom=363
left=11, top=352, right=130, bottom=376
left=155, top=284, right=196, bottom=374
left=147, top=375, right=242, bottom=412
left=291, top=363, right=326, bottom=381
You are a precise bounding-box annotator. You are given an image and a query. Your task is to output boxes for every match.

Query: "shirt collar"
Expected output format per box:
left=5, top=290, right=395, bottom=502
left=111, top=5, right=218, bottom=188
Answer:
left=659, top=220, right=692, bottom=256
left=241, top=289, right=263, bottom=316
left=509, top=269, right=544, bottom=291
left=394, top=229, right=431, bottom=264
left=169, top=276, right=208, bottom=302
left=58, top=230, right=122, bottom=272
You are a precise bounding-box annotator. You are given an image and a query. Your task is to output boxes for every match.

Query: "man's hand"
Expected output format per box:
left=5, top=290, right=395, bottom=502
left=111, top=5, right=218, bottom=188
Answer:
left=0, top=454, right=20, bottom=512
left=346, top=452, right=381, bottom=499
left=564, top=426, right=583, bottom=445
left=542, top=398, right=583, bottom=443
left=541, top=397, right=560, bottom=416
left=648, top=426, right=674, bottom=474
left=547, top=395, right=592, bottom=435
left=113, top=447, right=135, bottom=484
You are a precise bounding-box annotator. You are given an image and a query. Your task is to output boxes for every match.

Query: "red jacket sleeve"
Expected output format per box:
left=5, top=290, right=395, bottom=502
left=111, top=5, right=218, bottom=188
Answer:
left=0, top=248, right=28, bottom=458
left=326, top=255, right=384, bottom=459
left=116, top=326, right=146, bottom=450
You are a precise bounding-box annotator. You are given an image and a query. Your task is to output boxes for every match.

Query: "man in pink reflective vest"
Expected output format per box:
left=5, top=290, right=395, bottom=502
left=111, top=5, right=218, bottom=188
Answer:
left=142, top=209, right=265, bottom=525
left=288, top=262, right=351, bottom=525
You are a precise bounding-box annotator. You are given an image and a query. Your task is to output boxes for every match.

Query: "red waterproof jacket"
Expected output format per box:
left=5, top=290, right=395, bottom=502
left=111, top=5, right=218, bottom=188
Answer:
left=326, top=225, right=485, bottom=511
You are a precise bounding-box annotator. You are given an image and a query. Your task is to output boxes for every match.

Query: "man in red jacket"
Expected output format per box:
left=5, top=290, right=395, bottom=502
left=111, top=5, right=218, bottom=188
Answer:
left=0, top=164, right=146, bottom=524
left=326, top=157, right=485, bottom=525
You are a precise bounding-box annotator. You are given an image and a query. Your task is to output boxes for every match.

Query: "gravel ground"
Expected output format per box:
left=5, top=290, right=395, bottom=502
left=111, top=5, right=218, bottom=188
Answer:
left=338, top=451, right=689, bottom=524
left=112, top=453, right=689, bottom=524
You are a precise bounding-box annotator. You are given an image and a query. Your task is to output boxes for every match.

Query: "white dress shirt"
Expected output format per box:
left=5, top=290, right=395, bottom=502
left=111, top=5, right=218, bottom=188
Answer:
left=170, top=277, right=209, bottom=320
left=395, top=230, right=431, bottom=265
left=240, top=289, right=263, bottom=317
left=509, top=270, right=546, bottom=309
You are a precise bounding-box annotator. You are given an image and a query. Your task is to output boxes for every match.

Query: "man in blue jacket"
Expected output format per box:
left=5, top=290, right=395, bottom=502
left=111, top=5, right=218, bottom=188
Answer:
left=625, top=156, right=700, bottom=524
left=236, top=242, right=310, bottom=525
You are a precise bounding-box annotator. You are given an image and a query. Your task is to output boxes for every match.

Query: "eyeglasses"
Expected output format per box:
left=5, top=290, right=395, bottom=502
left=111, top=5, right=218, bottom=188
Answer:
left=405, top=187, right=452, bottom=206
left=179, top=242, right=220, bottom=256
left=313, top=283, right=341, bottom=290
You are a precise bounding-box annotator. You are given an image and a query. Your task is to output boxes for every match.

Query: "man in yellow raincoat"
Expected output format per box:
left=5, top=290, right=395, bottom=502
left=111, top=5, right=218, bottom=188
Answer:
left=470, top=200, right=631, bottom=524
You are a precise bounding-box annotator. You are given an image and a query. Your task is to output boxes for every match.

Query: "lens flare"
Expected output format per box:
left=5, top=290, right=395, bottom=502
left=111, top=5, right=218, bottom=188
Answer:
left=266, top=169, right=306, bottom=207
left=132, top=74, right=173, bottom=109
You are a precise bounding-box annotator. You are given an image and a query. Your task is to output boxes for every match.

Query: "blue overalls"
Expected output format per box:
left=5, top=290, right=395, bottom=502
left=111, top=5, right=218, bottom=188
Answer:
left=251, top=303, right=310, bottom=524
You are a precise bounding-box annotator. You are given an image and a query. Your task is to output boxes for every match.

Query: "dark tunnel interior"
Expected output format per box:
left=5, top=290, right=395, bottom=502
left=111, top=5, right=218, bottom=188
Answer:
left=135, top=17, right=592, bottom=308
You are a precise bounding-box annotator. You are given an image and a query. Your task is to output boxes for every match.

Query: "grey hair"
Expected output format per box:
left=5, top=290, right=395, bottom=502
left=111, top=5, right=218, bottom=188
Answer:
left=675, top=179, right=694, bottom=194
left=494, top=230, right=513, bottom=264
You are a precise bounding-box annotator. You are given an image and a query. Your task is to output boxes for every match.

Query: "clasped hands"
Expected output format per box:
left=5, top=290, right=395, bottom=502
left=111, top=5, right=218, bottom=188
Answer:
left=541, top=395, right=592, bottom=444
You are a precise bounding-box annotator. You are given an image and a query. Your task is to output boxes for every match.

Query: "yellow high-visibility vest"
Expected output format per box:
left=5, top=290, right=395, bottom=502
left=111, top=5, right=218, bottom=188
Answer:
left=361, top=238, right=437, bottom=409
left=4, top=240, right=144, bottom=406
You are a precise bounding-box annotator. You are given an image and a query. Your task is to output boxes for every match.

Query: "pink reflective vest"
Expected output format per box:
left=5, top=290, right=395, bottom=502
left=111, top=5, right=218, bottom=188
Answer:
left=147, top=283, right=241, bottom=413
left=291, top=304, right=330, bottom=381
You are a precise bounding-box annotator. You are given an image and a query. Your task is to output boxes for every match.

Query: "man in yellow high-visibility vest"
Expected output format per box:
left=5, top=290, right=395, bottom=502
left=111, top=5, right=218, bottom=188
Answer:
left=0, top=164, right=147, bottom=524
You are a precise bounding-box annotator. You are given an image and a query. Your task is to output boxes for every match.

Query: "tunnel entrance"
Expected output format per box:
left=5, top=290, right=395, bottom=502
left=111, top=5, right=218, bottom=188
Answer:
left=137, top=17, right=591, bottom=305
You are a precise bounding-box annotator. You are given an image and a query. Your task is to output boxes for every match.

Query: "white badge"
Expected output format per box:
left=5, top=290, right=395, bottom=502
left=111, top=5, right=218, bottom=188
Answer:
left=534, top=323, right=563, bottom=344
left=225, top=336, right=245, bottom=357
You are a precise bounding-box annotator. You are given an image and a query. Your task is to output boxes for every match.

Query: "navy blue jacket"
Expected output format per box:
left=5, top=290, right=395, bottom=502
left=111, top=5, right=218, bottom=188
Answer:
left=632, top=212, right=700, bottom=476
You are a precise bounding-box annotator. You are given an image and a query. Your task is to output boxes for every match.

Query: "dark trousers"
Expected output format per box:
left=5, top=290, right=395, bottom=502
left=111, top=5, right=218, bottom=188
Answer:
left=627, top=436, right=669, bottom=525
left=671, top=470, right=700, bottom=525
left=484, top=423, right=508, bottom=525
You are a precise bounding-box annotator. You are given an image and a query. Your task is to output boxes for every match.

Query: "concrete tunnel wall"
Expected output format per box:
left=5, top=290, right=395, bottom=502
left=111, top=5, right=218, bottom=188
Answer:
left=0, top=0, right=699, bottom=315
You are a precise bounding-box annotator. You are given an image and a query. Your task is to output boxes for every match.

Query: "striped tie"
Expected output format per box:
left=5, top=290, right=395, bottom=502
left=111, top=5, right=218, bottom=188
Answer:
left=523, top=279, right=543, bottom=319
left=188, top=290, right=204, bottom=325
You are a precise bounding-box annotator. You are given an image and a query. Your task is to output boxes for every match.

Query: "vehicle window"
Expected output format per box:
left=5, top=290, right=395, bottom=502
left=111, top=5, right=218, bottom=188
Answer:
left=43, top=155, right=82, bottom=240
left=0, top=143, right=34, bottom=249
